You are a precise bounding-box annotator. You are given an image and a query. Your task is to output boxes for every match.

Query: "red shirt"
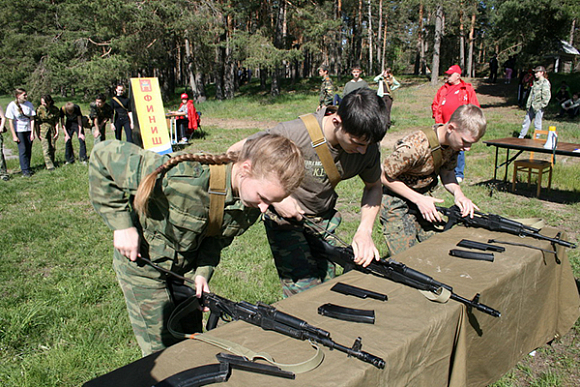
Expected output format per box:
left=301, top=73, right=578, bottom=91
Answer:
left=431, top=80, right=480, bottom=123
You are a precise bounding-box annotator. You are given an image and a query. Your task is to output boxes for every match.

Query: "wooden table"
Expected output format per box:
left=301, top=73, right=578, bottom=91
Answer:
left=483, top=137, right=580, bottom=181
left=84, top=226, right=579, bottom=387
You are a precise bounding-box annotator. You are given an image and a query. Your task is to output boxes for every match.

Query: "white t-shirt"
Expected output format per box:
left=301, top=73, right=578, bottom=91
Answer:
left=6, top=101, right=36, bottom=132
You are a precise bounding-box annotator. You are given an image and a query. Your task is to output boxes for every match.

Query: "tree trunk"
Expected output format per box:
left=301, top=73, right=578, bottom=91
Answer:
left=459, top=7, right=465, bottom=71
left=431, top=5, right=444, bottom=86
left=223, top=15, right=235, bottom=99
left=414, top=3, right=425, bottom=75
left=215, top=45, right=225, bottom=100
left=570, top=18, right=576, bottom=44
left=271, top=0, right=287, bottom=96
left=195, top=71, right=206, bottom=103
left=382, top=11, right=388, bottom=72
left=368, top=0, right=373, bottom=72
left=377, top=0, right=383, bottom=72
left=467, top=12, right=476, bottom=78
left=184, top=36, right=199, bottom=99
left=357, top=0, right=363, bottom=64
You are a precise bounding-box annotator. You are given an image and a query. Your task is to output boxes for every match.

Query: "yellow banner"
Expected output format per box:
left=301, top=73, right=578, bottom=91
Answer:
left=131, top=78, right=172, bottom=155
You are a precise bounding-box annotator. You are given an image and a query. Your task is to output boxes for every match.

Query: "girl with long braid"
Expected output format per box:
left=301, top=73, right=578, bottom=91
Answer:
left=89, top=134, right=304, bottom=356
left=6, top=88, right=36, bottom=177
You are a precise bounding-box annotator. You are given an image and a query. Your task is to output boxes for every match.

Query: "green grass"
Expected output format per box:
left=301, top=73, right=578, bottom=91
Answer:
left=1, top=76, right=579, bottom=386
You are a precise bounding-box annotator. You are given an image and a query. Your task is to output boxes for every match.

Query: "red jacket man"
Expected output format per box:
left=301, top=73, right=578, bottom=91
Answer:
left=431, top=65, right=480, bottom=182
left=432, top=65, right=480, bottom=124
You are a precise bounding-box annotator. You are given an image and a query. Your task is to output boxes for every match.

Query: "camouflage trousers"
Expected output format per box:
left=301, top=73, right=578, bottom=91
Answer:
left=264, top=209, right=341, bottom=298
left=39, top=124, right=56, bottom=169
left=380, top=191, right=438, bottom=257
left=113, top=248, right=201, bottom=356
left=0, top=132, right=8, bottom=178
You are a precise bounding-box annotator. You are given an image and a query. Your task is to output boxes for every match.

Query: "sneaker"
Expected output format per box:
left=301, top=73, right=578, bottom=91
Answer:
left=456, top=177, right=464, bottom=184
left=1, top=175, right=9, bottom=181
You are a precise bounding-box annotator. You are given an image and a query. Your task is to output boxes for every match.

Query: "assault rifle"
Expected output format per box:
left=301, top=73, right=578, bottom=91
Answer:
left=436, top=205, right=576, bottom=249
left=202, top=292, right=386, bottom=369
left=136, top=256, right=385, bottom=369
left=302, top=228, right=501, bottom=318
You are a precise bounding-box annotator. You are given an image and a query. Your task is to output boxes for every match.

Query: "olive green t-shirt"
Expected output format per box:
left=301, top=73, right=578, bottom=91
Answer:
left=252, top=108, right=381, bottom=216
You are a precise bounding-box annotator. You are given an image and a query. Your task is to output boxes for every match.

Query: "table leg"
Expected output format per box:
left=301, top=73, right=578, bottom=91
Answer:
left=493, top=147, right=499, bottom=181
left=504, top=149, right=509, bottom=181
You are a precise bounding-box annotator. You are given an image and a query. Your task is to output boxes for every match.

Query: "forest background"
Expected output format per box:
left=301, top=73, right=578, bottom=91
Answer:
left=1, top=1, right=580, bottom=386
left=1, top=0, right=579, bottom=102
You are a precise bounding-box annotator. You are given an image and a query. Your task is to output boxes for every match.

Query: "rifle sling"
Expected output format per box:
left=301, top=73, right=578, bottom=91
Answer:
left=207, top=164, right=227, bottom=236
left=112, top=96, right=128, bottom=111
left=167, top=296, right=324, bottom=374
left=422, top=126, right=443, bottom=173
left=300, top=113, right=341, bottom=188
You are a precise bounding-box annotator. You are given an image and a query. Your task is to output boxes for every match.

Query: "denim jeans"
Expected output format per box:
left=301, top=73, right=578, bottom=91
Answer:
left=17, top=131, right=33, bottom=175
left=455, top=151, right=465, bottom=179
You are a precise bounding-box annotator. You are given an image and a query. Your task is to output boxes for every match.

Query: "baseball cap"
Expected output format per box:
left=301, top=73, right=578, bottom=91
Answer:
left=181, top=93, right=189, bottom=99
left=444, top=65, right=462, bottom=75
left=532, top=66, right=546, bottom=73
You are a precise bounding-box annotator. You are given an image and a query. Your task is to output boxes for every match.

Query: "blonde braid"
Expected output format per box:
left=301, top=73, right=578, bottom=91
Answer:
left=134, top=152, right=238, bottom=217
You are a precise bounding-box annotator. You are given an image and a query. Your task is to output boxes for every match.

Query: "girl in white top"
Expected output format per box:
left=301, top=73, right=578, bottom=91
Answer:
left=6, top=88, right=36, bottom=177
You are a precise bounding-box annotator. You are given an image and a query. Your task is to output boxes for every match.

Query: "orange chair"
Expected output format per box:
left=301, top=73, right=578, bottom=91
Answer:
left=512, top=129, right=556, bottom=197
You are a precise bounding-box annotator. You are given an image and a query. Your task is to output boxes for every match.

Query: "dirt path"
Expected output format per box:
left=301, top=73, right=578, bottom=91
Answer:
left=201, top=79, right=514, bottom=151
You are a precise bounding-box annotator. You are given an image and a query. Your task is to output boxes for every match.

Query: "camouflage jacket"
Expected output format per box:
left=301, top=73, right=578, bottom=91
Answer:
left=383, top=128, right=457, bottom=192
left=319, top=75, right=336, bottom=106
left=526, top=78, right=551, bottom=112
left=89, top=101, right=114, bottom=124
left=36, top=104, right=60, bottom=128
left=89, top=140, right=261, bottom=280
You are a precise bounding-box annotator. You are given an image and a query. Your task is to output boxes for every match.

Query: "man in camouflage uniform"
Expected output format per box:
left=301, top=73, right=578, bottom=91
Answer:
left=318, top=65, right=336, bottom=110
left=229, top=88, right=389, bottom=297
left=36, top=95, right=61, bottom=170
left=380, top=104, right=486, bottom=256
left=89, top=94, right=113, bottom=145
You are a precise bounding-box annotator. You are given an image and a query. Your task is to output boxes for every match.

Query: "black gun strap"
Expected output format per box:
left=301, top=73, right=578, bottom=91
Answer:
left=167, top=296, right=324, bottom=374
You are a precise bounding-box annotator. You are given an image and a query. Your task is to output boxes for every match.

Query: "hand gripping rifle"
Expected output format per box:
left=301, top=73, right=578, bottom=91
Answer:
left=136, top=256, right=385, bottom=369
left=435, top=205, right=576, bottom=249
left=302, top=222, right=501, bottom=318
left=203, top=292, right=386, bottom=369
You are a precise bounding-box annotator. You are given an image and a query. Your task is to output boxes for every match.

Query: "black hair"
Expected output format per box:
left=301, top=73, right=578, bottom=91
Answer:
left=41, top=94, right=54, bottom=106
left=336, top=88, right=389, bottom=143
left=96, top=93, right=107, bottom=102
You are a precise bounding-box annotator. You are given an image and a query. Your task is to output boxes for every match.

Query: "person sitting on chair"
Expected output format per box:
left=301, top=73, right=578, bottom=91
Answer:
left=171, top=93, right=199, bottom=143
